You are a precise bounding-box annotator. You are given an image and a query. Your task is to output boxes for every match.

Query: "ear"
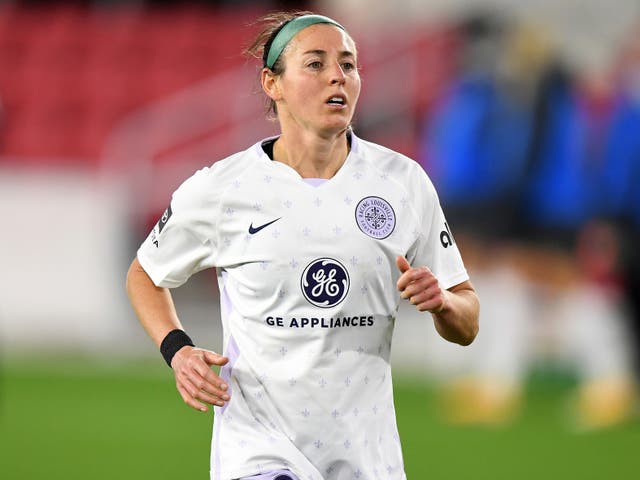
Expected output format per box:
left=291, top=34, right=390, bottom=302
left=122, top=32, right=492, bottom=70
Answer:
left=261, top=68, right=282, bottom=102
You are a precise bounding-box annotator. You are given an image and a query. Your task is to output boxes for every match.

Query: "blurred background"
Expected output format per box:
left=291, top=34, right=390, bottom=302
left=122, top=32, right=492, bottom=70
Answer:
left=1, top=0, right=639, bottom=478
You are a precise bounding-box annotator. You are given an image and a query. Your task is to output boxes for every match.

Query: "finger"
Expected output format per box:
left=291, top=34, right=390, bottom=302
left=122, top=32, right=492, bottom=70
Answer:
left=415, top=290, right=446, bottom=312
left=180, top=376, right=228, bottom=407
left=173, top=353, right=230, bottom=407
left=396, top=256, right=411, bottom=274
left=405, top=281, right=439, bottom=303
left=199, top=351, right=230, bottom=392
left=198, top=367, right=230, bottom=394
left=400, top=279, right=426, bottom=299
left=202, top=350, right=229, bottom=367
left=177, top=383, right=209, bottom=413
left=192, top=388, right=227, bottom=407
left=400, top=281, right=419, bottom=299
left=178, top=349, right=229, bottom=382
left=416, top=299, right=445, bottom=313
left=397, top=263, right=435, bottom=291
left=191, top=371, right=231, bottom=400
left=399, top=272, right=438, bottom=299
left=174, top=354, right=230, bottom=398
left=405, top=288, right=429, bottom=304
left=397, top=267, right=418, bottom=291
left=409, top=289, right=439, bottom=307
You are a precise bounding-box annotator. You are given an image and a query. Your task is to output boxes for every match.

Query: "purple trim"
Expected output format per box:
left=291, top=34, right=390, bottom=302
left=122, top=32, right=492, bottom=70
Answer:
left=302, top=178, right=327, bottom=187
left=224, top=335, right=241, bottom=366
left=241, top=470, right=299, bottom=480
left=213, top=270, right=242, bottom=479
left=218, top=271, right=240, bottom=414
left=212, top=335, right=240, bottom=479
left=220, top=270, right=233, bottom=319
left=219, top=336, right=239, bottom=414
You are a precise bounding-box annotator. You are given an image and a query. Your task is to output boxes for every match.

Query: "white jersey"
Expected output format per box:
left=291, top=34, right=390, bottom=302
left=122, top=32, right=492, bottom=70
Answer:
left=137, top=133, right=469, bottom=480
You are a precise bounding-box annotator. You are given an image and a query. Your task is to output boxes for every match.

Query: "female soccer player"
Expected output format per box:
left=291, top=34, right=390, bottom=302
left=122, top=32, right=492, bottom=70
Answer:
left=126, top=11, right=479, bottom=480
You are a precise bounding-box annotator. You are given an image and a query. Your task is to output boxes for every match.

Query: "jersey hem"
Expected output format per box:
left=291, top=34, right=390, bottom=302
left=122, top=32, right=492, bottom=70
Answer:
left=136, top=250, right=182, bottom=288
left=440, top=270, right=470, bottom=290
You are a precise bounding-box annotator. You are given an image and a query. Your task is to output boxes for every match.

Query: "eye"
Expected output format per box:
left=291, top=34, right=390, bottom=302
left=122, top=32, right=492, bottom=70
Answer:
left=308, top=61, right=323, bottom=69
left=342, top=62, right=356, bottom=71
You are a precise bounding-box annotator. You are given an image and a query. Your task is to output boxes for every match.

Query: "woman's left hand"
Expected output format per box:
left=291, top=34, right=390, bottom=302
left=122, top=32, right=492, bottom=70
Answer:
left=396, top=256, right=446, bottom=313
left=396, top=256, right=479, bottom=345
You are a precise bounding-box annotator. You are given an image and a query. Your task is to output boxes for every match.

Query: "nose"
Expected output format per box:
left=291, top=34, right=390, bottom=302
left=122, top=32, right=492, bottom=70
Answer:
left=329, top=62, right=346, bottom=85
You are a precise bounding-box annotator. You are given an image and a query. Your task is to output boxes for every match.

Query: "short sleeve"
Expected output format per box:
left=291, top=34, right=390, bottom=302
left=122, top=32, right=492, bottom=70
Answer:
left=406, top=168, right=469, bottom=290
left=137, top=168, right=219, bottom=288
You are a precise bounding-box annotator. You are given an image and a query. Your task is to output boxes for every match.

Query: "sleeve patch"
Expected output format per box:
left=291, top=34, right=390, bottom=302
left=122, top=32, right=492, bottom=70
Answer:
left=439, top=221, right=455, bottom=248
left=158, top=204, right=173, bottom=234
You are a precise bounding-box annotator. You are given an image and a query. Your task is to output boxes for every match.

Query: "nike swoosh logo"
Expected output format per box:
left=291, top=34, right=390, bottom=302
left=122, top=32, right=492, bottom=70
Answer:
left=248, top=217, right=281, bottom=234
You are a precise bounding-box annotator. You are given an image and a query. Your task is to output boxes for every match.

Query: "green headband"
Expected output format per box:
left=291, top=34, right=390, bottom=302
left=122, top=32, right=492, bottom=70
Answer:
left=265, top=14, right=345, bottom=69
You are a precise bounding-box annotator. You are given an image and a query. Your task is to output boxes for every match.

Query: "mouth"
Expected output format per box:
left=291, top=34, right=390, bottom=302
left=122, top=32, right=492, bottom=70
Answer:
left=326, top=94, right=347, bottom=108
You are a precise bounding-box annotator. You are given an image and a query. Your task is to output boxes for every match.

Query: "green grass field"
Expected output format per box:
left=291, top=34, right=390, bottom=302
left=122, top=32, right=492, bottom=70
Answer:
left=1, top=357, right=638, bottom=479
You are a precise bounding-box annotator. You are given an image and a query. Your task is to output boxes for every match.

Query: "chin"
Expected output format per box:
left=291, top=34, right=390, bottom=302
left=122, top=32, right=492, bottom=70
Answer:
left=320, top=120, right=352, bottom=135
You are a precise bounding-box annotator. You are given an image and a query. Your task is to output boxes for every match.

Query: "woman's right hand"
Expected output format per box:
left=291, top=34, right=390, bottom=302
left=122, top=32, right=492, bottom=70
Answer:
left=171, top=346, right=230, bottom=412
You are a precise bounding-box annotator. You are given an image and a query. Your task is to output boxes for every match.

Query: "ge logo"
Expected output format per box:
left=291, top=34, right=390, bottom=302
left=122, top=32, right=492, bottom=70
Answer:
left=301, top=258, right=350, bottom=308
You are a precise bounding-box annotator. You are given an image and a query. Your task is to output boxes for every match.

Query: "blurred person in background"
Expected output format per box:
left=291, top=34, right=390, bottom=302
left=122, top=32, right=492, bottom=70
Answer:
left=127, top=11, right=479, bottom=480
left=519, top=19, right=639, bottom=428
left=421, top=11, right=638, bottom=428
left=598, top=19, right=640, bottom=396
left=420, top=12, right=545, bottom=425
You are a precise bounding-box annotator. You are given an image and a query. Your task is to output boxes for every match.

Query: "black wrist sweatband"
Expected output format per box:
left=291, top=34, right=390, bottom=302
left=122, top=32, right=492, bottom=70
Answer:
left=160, top=329, right=195, bottom=368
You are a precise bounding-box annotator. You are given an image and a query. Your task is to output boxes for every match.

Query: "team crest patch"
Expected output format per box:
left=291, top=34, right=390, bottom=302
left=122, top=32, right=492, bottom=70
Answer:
left=301, top=258, right=350, bottom=308
left=355, top=196, right=395, bottom=239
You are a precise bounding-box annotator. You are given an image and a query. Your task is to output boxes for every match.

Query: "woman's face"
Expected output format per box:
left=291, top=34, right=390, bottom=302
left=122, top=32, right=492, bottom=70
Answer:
left=270, top=24, right=361, bottom=137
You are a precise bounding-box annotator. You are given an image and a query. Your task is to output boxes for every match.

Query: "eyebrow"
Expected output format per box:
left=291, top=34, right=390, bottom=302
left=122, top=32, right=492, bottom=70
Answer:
left=302, top=49, right=356, bottom=58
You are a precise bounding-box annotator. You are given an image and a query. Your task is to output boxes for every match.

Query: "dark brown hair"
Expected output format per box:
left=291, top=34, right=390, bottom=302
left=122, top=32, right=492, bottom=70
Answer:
left=243, top=11, right=315, bottom=117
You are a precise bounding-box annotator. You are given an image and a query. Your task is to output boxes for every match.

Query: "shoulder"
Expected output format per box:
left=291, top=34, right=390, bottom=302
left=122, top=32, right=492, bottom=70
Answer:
left=353, top=134, right=437, bottom=195
left=190, top=142, right=261, bottom=187
left=354, top=135, right=412, bottom=164
left=172, top=141, right=263, bottom=206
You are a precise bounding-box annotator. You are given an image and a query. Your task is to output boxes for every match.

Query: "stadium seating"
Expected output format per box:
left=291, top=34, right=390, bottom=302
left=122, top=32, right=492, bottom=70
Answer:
left=0, top=2, right=456, bottom=168
left=0, top=3, right=262, bottom=163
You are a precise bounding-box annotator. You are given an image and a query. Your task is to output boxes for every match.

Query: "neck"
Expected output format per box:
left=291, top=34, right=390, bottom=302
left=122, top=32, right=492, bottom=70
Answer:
left=273, top=129, right=350, bottom=179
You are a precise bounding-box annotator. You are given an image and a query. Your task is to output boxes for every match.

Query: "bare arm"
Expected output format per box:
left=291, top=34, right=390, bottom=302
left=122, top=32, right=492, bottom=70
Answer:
left=396, top=256, right=479, bottom=346
left=125, top=257, right=183, bottom=346
left=125, top=257, right=230, bottom=412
